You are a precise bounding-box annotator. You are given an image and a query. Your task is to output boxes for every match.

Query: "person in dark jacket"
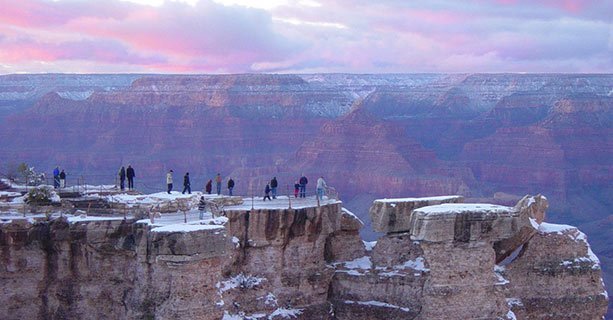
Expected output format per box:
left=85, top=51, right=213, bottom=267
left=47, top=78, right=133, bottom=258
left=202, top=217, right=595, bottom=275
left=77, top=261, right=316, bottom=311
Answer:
left=205, top=179, right=212, bottom=194
left=59, top=169, right=67, bottom=188
left=198, top=196, right=206, bottom=220
left=182, top=172, right=191, bottom=194
left=118, top=166, right=126, bottom=191
left=263, top=183, right=272, bottom=201
left=299, top=174, right=308, bottom=198
left=126, top=165, right=135, bottom=190
left=227, top=178, right=235, bottom=196
left=270, top=177, right=278, bottom=199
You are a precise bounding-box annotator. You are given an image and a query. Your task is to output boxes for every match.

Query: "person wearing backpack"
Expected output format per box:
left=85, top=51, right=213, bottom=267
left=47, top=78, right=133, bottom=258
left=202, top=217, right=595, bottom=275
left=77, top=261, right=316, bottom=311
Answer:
left=299, top=174, right=308, bottom=198
left=182, top=172, right=191, bottom=194
left=227, top=178, right=235, bottom=196
left=270, top=177, right=278, bottom=199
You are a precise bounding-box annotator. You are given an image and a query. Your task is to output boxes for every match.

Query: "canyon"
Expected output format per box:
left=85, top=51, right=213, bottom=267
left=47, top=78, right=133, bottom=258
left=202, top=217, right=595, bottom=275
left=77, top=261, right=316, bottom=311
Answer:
left=0, top=73, right=611, bottom=316
left=0, top=190, right=608, bottom=319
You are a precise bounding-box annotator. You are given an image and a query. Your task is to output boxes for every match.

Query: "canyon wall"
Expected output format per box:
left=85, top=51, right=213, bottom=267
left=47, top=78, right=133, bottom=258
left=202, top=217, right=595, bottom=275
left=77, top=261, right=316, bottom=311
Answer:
left=0, top=196, right=608, bottom=319
left=0, top=73, right=611, bottom=314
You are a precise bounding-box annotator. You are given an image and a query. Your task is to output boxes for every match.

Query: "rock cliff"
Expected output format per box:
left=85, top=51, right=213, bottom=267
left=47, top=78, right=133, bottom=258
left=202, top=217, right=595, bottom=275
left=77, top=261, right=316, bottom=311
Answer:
left=0, top=73, right=611, bottom=314
left=0, top=194, right=607, bottom=319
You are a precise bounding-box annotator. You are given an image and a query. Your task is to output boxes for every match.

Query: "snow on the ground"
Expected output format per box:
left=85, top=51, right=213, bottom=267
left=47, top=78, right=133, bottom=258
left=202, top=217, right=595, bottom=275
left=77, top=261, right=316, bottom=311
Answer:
left=334, top=256, right=372, bottom=276
left=67, top=215, right=126, bottom=223
left=506, top=310, right=518, bottom=320
left=376, top=257, right=430, bottom=277
left=268, top=307, right=303, bottom=319
left=538, top=222, right=576, bottom=234
left=363, top=240, right=376, bottom=251
left=397, top=257, right=429, bottom=272
left=343, top=256, right=372, bottom=270
left=494, top=265, right=509, bottom=285
left=342, top=207, right=363, bottom=224
left=506, top=298, right=523, bottom=307
left=217, top=273, right=266, bottom=293
left=105, top=191, right=203, bottom=206
left=343, top=300, right=411, bottom=312
left=225, top=195, right=340, bottom=211
left=415, top=203, right=514, bottom=215
left=9, top=195, right=26, bottom=204
left=136, top=212, right=227, bottom=226
left=529, top=217, right=540, bottom=229
left=150, top=223, right=224, bottom=233
left=375, top=195, right=462, bottom=203
left=0, top=191, right=22, bottom=198
left=538, top=222, right=601, bottom=270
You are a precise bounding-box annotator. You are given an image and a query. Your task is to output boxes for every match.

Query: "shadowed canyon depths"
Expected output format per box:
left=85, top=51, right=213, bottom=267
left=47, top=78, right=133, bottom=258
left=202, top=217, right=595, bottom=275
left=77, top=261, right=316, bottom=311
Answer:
left=0, top=73, right=611, bottom=316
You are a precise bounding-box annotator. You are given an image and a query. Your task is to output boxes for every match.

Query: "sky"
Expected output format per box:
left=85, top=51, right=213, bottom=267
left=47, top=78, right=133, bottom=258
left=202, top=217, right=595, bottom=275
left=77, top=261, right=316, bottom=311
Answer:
left=0, top=0, right=611, bottom=74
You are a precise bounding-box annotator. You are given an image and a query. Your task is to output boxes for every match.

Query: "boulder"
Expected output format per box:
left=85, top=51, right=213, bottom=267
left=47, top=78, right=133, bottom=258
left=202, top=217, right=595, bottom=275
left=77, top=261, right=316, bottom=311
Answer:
left=409, top=203, right=517, bottom=243
left=369, top=195, right=464, bottom=234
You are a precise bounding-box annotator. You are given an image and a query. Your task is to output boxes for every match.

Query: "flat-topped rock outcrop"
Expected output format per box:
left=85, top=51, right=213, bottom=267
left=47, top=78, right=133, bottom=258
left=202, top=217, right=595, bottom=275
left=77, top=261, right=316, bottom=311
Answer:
left=0, top=193, right=607, bottom=319
left=369, top=195, right=464, bottom=233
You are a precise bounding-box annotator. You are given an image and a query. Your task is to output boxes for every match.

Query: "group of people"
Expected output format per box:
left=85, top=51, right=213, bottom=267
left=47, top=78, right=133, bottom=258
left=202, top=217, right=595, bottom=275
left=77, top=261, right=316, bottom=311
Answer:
left=52, top=166, right=67, bottom=189
left=108, top=166, right=327, bottom=200
left=263, top=174, right=327, bottom=201
left=118, top=165, right=136, bottom=191
left=162, top=171, right=328, bottom=201
left=165, top=171, right=235, bottom=196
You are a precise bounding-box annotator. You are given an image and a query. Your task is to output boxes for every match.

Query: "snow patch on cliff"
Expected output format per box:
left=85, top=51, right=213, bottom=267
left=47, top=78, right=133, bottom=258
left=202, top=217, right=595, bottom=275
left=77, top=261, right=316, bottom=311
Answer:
left=269, top=307, right=303, bottom=319
left=151, top=223, right=223, bottom=233
left=363, top=240, right=376, bottom=251
left=217, top=274, right=266, bottom=292
left=343, top=300, right=411, bottom=312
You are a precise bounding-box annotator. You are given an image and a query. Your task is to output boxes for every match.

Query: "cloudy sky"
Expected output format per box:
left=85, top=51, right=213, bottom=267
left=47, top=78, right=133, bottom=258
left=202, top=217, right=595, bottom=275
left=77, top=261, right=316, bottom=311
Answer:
left=0, top=0, right=611, bottom=74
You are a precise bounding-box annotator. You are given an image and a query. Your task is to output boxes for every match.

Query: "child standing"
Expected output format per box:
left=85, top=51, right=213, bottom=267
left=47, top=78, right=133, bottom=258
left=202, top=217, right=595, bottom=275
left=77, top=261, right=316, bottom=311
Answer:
left=263, top=183, right=272, bottom=201
left=294, top=181, right=300, bottom=198
left=198, top=196, right=206, bottom=220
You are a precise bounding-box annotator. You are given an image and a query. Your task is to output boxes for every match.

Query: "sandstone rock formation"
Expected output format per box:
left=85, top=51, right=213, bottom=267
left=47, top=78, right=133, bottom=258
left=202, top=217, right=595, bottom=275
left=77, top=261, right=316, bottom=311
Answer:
left=369, top=195, right=464, bottom=233
left=0, top=194, right=608, bottom=319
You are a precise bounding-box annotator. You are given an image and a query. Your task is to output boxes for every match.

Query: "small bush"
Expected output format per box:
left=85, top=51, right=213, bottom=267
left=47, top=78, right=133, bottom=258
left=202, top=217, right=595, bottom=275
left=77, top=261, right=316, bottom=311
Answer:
left=26, top=186, right=59, bottom=205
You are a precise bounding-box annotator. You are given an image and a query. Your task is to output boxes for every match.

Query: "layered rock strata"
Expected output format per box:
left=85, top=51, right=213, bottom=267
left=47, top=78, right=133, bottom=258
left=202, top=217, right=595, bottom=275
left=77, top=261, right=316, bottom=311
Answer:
left=0, top=195, right=608, bottom=319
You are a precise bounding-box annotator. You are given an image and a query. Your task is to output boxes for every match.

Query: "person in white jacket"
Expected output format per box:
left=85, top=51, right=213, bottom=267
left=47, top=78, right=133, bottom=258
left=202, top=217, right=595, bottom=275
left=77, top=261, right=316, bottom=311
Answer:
left=166, top=170, right=174, bottom=194
left=316, top=176, right=327, bottom=200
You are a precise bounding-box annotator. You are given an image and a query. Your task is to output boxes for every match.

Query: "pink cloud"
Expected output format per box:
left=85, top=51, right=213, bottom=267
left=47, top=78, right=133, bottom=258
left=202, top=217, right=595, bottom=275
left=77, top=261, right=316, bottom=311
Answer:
left=0, top=0, right=610, bottom=73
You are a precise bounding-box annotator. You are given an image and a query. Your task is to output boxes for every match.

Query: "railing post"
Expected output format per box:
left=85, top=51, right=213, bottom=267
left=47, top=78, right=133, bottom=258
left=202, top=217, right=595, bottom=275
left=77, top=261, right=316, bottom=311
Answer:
left=287, top=184, right=292, bottom=209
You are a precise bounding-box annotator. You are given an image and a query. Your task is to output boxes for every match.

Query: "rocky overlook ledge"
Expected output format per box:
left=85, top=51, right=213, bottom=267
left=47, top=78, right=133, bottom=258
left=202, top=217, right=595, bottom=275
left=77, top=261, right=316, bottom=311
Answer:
left=0, top=188, right=608, bottom=319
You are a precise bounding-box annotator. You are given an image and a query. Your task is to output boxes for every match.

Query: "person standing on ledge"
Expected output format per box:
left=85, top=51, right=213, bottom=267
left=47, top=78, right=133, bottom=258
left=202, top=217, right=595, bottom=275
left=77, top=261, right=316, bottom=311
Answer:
left=215, top=173, right=222, bottom=195
left=227, top=177, right=235, bottom=196
left=263, top=183, right=272, bottom=201
left=316, top=176, right=327, bottom=200
left=53, top=166, right=60, bottom=189
left=270, top=177, right=278, bottom=199
left=198, top=196, right=206, bottom=220
left=182, top=172, right=191, bottom=194
left=299, top=174, right=308, bottom=198
left=205, top=179, right=212, bottom=194
left=126, top=165, right=135, bottom=190
left=166, top=170, right=174, bottom=194
left=118, top=166, right=126, bottom=191
left=59, top=169, right=67, bottom=188
left=294, top=180, right=300, bottom=198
